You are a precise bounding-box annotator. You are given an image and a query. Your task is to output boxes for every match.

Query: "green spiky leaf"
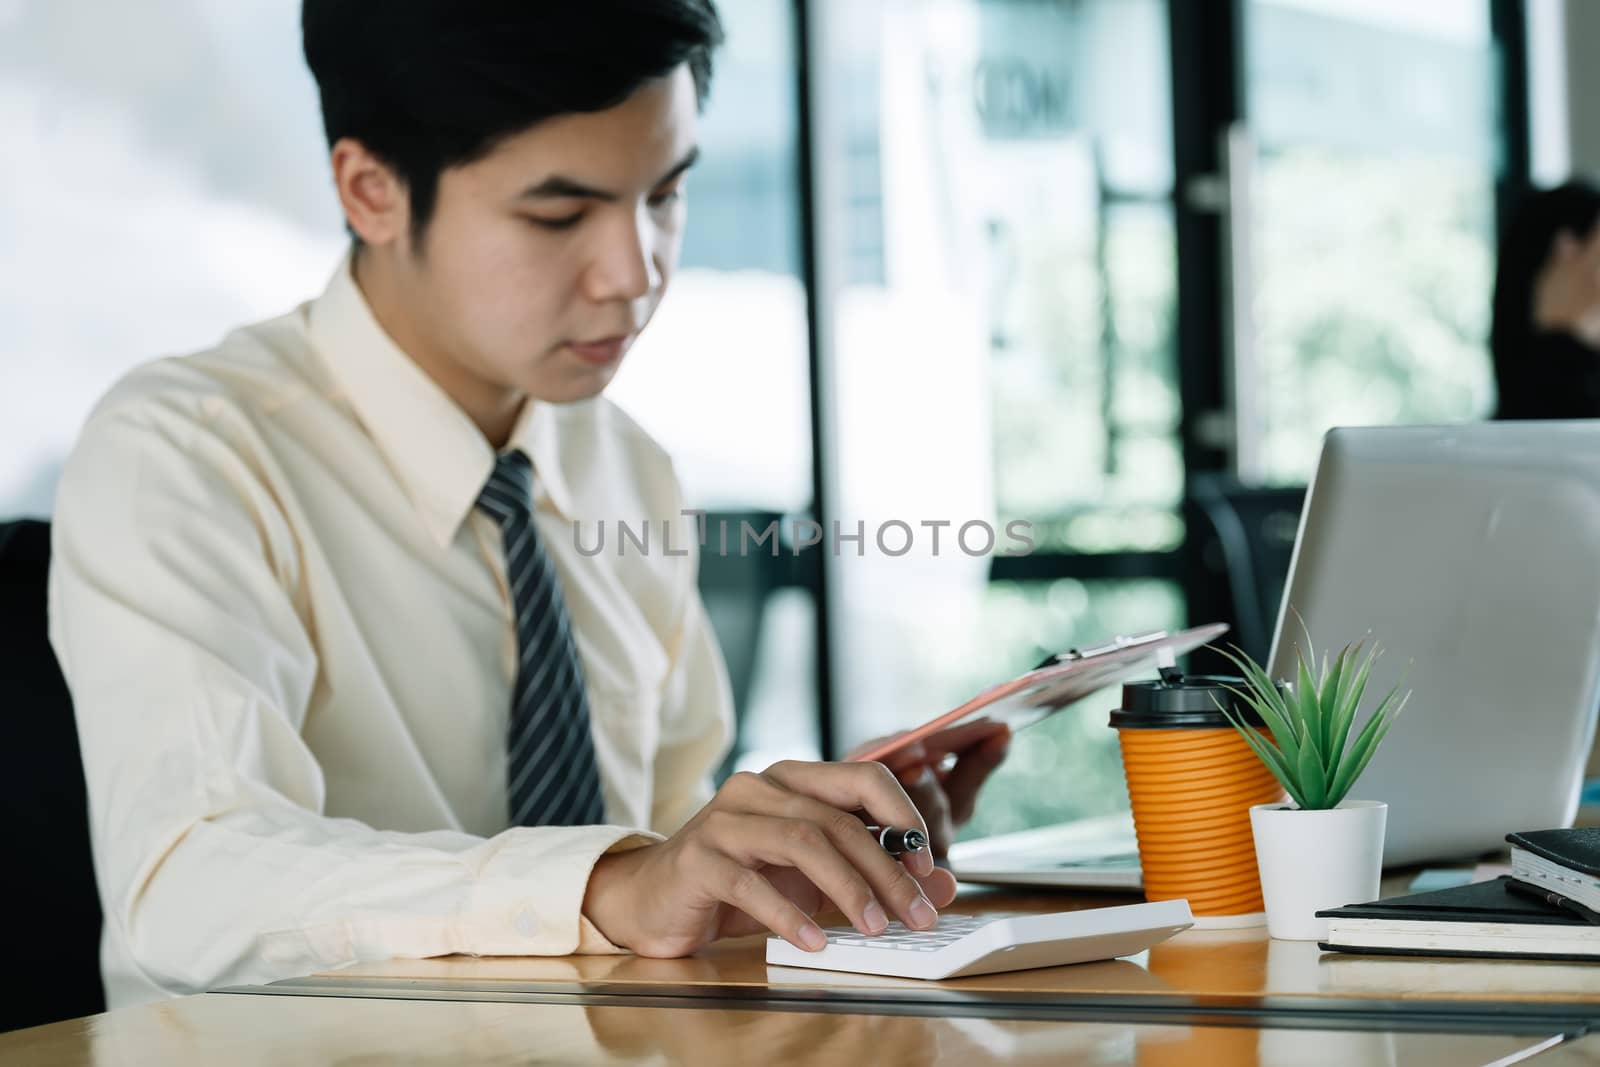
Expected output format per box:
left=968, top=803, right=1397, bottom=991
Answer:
left=1295, top=651, right=1325, bottom=765
left=1205, top=634, right=1408, bottom=810
left=1324, top=642, right=1365, bottom=773
left=1217, top=682, right=1303, bottom=776
left=1326, top=688, right=1408, bottom=806
left=1214, top=696, right=1307, bottom=808
left=1212, top=645, right=1301, bottom=765
left=1318, top=645, right=1348, bottom=759
left=1296, top=728, right=1328, bottom=808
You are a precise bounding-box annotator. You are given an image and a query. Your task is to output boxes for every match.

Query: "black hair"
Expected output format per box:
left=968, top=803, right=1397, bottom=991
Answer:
left=1489, top=180, right=1600, bottom=418
left=301, top=1, right=724, bottom=244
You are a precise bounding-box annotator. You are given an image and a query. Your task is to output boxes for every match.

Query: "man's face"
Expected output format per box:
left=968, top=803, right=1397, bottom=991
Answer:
left=390, top=67, right=699, bottom=405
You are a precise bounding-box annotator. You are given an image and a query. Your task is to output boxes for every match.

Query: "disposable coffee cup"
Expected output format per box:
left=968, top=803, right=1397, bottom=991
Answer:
left=1110, top=673, right=1285, bottom=919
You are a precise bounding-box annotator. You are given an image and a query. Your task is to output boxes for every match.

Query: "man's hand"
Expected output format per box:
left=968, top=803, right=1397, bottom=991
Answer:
left=849, top=720, right=1012, bottom=858
left=582, top=761, right=959, bottom=958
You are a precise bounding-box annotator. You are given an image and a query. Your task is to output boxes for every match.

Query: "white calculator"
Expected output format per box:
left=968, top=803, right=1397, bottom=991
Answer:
left=765, top=899, right=1193, bottom=980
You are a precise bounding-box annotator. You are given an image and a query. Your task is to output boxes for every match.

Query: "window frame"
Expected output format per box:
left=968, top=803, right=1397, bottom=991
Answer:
left=775, top=0, right=1530, bottom=758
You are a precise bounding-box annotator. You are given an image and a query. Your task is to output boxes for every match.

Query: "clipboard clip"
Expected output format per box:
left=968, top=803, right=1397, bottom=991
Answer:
left=1033, top=630, right=1167, bottom=671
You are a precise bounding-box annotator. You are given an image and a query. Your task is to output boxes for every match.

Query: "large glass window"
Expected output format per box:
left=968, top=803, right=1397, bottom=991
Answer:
left=815, top=0, right=1183, bottom=833
left=1242, top=0, right=1500, bottom=483
left=0, top=1, right=343, bottom=517
left=0, top=0, right=815, bottom=772
left=606, top=0, right=812, bottom=516
left=603, top=0, right=819, bottom=771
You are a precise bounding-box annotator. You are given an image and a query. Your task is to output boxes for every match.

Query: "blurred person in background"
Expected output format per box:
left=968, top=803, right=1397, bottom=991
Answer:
left=1491, top=180, right=1600, bottom=419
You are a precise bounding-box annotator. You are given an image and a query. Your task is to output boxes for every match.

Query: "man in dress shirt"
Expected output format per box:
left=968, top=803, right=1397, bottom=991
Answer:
left=48, top=1, right=1011, bottom=1007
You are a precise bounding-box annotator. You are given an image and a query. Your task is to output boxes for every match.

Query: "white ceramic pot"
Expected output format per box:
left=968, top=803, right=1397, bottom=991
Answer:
left=1250, top=800, right=1387, bottom=941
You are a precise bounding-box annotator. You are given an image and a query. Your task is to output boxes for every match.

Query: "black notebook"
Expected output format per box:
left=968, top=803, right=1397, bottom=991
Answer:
left=1506, top=828, right=1600, bottom=923
left=1508, top=828, right=1600, bottom=876
left=1316, top=877, right=1600, bottom=961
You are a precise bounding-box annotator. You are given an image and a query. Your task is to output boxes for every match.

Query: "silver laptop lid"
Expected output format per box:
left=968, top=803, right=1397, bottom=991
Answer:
left=1269, top=423, right=1600, bottom=866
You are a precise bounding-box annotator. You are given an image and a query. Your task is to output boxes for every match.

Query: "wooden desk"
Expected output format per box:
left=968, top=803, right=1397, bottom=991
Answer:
left=240, top=883, right=1600, bottom=1034
left=0, top=992, right=1578, bottom=1066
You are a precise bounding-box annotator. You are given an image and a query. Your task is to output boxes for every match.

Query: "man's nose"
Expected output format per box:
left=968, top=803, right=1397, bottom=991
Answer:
left=583, top=206, right=659, bottom=304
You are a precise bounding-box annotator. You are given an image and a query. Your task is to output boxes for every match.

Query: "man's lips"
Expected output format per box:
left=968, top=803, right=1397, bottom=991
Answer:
left=566, top=335, right=632, bottom=365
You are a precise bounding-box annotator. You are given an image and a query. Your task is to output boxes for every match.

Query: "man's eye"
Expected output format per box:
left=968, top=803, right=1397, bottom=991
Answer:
left=648, top=189, right=683, bottom=209
left=527, top=213, right=583, bottom=231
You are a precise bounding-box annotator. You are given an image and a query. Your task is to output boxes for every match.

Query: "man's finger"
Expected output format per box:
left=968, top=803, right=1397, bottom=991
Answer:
left=918, top=719, right=1011, bottom=758
left=915, top=866, right=959, bottom=908
left=942, top=731, right=1012, bottom=825
left=761, top=760, right=929, bottom=850
left=754, top=791, right=942, bottom=929
left=842, top=731, right=907, bottom=761
left=704, top=854, right=829, bottom=954
left=709, top=811, right=900, bottom=936
left=878, top=741, right=930, bottom=776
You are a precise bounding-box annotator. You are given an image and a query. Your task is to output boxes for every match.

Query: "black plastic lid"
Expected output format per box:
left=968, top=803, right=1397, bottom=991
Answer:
left=1108, top=672, right=1269, bottom=730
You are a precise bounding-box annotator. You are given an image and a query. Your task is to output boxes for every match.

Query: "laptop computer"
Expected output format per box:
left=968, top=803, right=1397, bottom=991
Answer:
left=947, top=812, right=1142, bottom=890
left=1268, top=422, right=1600, bottom=866
left=952, top=422, right=1600, bottom=887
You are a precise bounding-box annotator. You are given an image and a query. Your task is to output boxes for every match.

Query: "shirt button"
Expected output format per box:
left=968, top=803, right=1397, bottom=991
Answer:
left=515, top=911, right=538, bottom=938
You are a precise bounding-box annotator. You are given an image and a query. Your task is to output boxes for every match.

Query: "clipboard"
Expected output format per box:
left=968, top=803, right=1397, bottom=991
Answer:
left=849, top=622, right=1229, bottom=765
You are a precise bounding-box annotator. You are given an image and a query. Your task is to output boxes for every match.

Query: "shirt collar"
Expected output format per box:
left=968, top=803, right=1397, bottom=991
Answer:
left=306, top=254, right=577, bottom=549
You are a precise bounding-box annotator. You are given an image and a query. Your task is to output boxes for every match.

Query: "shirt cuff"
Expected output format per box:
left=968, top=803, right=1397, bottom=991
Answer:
left=461, top=825, right=662, bottom=957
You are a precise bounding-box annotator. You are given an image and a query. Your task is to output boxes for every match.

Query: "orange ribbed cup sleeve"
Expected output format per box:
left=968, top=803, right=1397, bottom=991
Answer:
left=1117, top=727, right=1285, bottom=916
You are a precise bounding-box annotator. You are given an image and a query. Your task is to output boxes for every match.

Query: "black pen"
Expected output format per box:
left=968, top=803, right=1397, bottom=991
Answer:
left=865, top=825, right=927, bottom=856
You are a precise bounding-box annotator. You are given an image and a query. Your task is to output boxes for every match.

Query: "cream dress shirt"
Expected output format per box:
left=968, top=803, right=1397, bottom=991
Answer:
left=48, top=257, right=733, bottom=1008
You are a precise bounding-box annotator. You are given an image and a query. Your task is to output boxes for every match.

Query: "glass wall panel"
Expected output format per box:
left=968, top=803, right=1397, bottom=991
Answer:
left=605, top=0, right=821, bottom=771
left=0, top=0, right=343, bottom=517
left=0, top=0, right=816, bottom=770
left=816, top=0, right=1181, bottom=832
left=608, top=0, right=813, bottom=515
left=1244, top=0, right=1499, bottom=483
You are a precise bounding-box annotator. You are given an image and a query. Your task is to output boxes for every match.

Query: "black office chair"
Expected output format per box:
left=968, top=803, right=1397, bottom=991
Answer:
left=1187, top=475, right=1307, bottom=667
left=0, top=519, right=105, bottom=1032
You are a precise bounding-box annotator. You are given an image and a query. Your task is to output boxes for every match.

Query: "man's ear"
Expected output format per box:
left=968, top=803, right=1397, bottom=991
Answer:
left=330, top=138, right=409, bottom=247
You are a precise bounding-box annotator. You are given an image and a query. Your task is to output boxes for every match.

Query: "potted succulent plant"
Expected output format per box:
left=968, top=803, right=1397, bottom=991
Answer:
left=1212, top=636, right=1408, bottom=940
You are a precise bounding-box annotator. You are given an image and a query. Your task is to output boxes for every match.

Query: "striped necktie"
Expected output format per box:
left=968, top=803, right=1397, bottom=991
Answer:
left=475, top=450, right=606, bottom=827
